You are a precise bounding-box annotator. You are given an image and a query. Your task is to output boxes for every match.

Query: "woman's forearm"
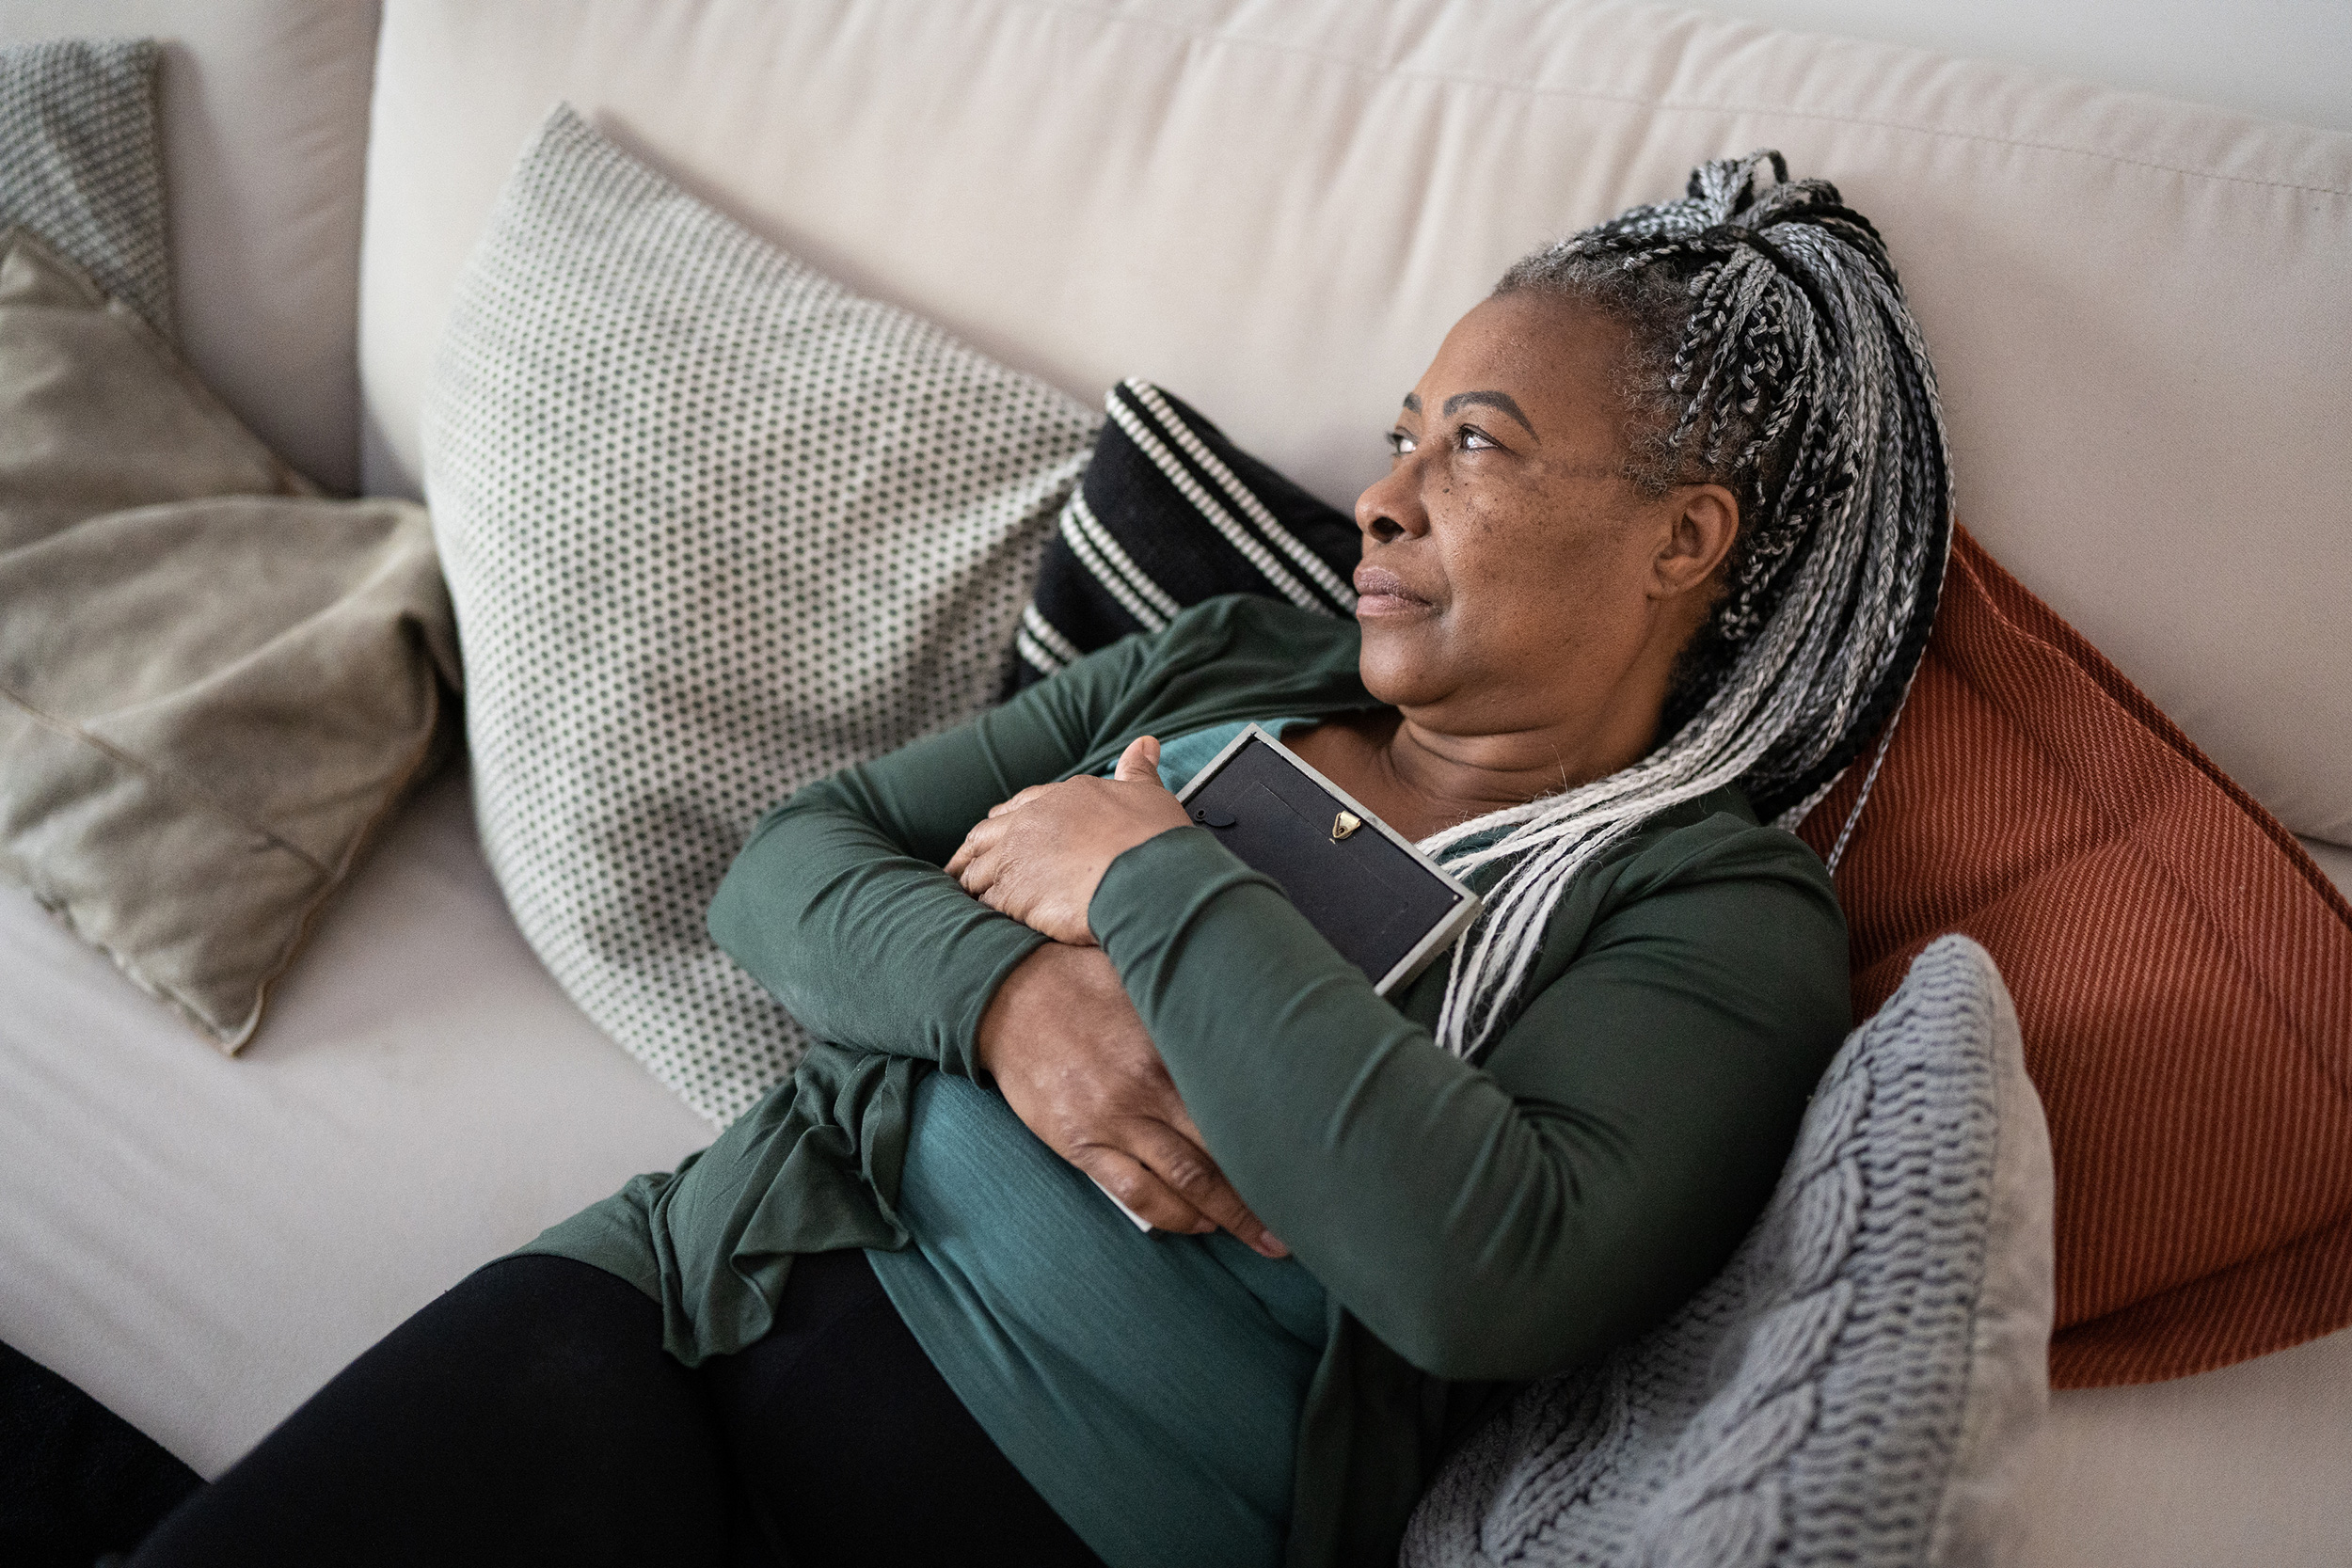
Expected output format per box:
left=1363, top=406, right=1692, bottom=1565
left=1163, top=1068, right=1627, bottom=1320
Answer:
left=702, top=626, right=1169, bottom=1074
left=703, top=599, right=1369, bottom=1077
left=1089, top=821, right=1848, bottom=1382
left=707, top=784, right=1047, bottom=1077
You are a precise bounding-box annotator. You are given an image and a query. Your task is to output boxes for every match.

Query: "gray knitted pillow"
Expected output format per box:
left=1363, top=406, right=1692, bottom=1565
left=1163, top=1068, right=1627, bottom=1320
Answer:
left=1404, top=935, right=2054, bottom=1568
left=423, top=106, right=1097, bottom=1125
left=0, top=38, right=171, bottom=338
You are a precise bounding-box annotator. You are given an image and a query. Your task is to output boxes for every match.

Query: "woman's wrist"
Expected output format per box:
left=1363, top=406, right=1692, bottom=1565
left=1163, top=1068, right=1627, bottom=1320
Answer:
left=976, top=942, right=1100, bottom=1081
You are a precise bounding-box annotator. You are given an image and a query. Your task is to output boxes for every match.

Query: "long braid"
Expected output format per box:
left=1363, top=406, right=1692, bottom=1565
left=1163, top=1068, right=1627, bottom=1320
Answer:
left=1428, top=150, right=1951, bottom=1058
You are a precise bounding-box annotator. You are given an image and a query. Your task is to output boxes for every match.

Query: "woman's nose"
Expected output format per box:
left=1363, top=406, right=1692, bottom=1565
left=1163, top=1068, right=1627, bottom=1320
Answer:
left=1355, top=457, right=1428, bottom=546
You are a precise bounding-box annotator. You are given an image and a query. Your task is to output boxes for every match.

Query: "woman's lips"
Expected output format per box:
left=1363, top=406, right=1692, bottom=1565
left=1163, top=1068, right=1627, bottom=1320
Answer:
left=1353, top=564, right=1433, bottom=618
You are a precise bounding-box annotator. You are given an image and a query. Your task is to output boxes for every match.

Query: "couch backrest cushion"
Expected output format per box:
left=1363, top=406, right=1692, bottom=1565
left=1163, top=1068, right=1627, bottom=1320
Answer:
left=358, top=0, right=2352, bottom=851
left=0, top=0, right=381, bottom=493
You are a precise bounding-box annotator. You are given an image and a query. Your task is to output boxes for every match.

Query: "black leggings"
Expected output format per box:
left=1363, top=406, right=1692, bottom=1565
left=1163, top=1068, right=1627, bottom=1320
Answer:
left=131, top=1250, right=1105, bottom=1568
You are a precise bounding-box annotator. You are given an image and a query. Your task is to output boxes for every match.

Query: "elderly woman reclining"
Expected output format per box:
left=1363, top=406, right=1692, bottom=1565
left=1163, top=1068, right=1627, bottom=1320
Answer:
left=132, top=150, right=1949, bottom=1568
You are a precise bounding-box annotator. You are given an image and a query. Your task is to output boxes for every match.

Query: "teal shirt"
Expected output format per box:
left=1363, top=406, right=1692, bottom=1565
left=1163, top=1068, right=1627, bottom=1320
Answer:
left=866, top=719, right=1330, bottom=1568
left=523, top=596, right=1851, bottom=1568
left=871, top=1075, right=1327, bottom=1568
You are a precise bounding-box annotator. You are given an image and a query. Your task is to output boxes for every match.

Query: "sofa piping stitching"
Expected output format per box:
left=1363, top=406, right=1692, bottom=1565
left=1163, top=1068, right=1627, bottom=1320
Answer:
left=993, top=0, right=2352, bottom=201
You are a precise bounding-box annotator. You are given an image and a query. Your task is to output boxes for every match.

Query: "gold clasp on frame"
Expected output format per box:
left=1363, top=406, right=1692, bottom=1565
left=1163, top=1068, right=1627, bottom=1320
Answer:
left=1331, top=810, right=1362, bottom=842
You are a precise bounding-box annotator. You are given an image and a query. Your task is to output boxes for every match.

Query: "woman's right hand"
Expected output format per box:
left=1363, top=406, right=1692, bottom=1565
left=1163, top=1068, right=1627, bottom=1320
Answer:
left=975, top=942, right=1288, bottom=1259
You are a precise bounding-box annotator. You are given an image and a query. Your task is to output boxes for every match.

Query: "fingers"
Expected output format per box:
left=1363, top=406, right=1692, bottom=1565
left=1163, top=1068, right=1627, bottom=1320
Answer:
left=1149, top=1101, right=1290, bottom=1259
left=984, top=949, right=1285, bottom=1255
left=946, top=801, right=999, bottom=879
left=986, top=783, right=1060, bottom=820
left=955, top=843, right=1095, bottom=943
left=1113, top=735, right=1163, bottom=784
left=947, top=795, right=1025, bottom=882
left=1119, top=1121, right=1290, bottom=1259
left=1071, top=1147, right=1216, bottom=1236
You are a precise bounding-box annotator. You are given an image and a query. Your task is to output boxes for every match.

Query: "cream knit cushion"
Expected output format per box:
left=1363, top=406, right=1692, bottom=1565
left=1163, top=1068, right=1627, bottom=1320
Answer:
left=1404, top=935, right=2054, bottom=1567
left=423, top=106, right=1098, bottom=1125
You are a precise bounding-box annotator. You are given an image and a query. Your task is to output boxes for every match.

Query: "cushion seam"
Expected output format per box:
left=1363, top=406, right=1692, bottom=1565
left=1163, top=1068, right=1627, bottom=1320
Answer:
left=0, top=678, right=335, bottom=877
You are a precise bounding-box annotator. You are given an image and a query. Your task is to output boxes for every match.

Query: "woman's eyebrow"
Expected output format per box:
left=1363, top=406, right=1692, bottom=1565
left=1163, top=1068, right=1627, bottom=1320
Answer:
left=1441, top=390, right=1537, bottom=437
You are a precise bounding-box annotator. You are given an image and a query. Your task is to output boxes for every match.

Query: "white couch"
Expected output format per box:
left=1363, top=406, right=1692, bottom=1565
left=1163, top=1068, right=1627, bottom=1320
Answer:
left=3, top=2, right=2347, bottom=1561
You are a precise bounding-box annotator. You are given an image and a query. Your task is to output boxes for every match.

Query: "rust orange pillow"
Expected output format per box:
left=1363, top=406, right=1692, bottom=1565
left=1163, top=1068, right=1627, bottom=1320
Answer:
left=1796, top=527, right=2352, bottom=1387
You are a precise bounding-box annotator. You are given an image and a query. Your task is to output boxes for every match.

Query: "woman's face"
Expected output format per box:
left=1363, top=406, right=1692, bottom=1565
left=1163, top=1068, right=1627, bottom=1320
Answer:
left=1353, top=291, right=1730, bottom=750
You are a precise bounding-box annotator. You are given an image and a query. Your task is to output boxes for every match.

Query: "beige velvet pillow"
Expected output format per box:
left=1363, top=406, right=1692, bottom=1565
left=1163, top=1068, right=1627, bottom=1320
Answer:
left=0, top=226, right=459, bottom=1050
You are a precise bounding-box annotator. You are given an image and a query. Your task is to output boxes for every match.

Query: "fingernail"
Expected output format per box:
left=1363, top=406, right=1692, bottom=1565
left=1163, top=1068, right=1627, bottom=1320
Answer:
left=1258, top=1235, right=1289, bottom=1259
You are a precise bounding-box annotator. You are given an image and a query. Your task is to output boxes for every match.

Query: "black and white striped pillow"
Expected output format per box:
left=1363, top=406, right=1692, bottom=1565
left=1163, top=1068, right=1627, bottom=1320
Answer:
left=1010, top=379, right=1361, bottom=688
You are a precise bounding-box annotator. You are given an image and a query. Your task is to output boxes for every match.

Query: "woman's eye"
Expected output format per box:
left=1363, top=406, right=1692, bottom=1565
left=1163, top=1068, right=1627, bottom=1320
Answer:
left=1458, top=425, right=1498, bottom=451
left=1386, top=429, right=1417, bottom=456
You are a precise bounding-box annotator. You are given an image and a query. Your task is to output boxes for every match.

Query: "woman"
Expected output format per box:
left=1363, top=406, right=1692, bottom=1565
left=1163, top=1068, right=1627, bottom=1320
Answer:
left=135, top=151, right=1947, bottom=1568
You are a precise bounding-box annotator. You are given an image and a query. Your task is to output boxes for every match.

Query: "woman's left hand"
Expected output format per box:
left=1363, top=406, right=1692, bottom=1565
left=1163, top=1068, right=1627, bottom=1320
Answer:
left=946, top=736, right=1191, bottom=943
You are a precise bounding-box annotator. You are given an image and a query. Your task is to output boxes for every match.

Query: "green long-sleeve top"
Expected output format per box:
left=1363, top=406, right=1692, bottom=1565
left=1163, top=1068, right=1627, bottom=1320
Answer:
left=525, top=594, right=1851, bottom=1568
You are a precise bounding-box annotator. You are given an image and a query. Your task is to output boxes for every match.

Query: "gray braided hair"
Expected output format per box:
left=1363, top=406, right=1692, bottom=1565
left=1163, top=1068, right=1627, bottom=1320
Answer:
left=1426, top=150, right=1951, bottom=1059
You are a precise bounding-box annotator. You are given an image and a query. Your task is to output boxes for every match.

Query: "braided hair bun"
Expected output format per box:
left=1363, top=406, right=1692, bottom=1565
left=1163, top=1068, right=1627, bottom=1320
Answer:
left=1427, top=150, right=1951, bottom=1057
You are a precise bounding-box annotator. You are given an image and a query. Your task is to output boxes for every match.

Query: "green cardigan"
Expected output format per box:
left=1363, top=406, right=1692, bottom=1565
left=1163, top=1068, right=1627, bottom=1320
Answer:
left=525, top=594, right=1851, bottom=1567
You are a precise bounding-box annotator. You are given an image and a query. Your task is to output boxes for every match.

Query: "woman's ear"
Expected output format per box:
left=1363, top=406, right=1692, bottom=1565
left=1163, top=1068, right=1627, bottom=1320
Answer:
left=1650, top=483, right=1740, bottom=601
